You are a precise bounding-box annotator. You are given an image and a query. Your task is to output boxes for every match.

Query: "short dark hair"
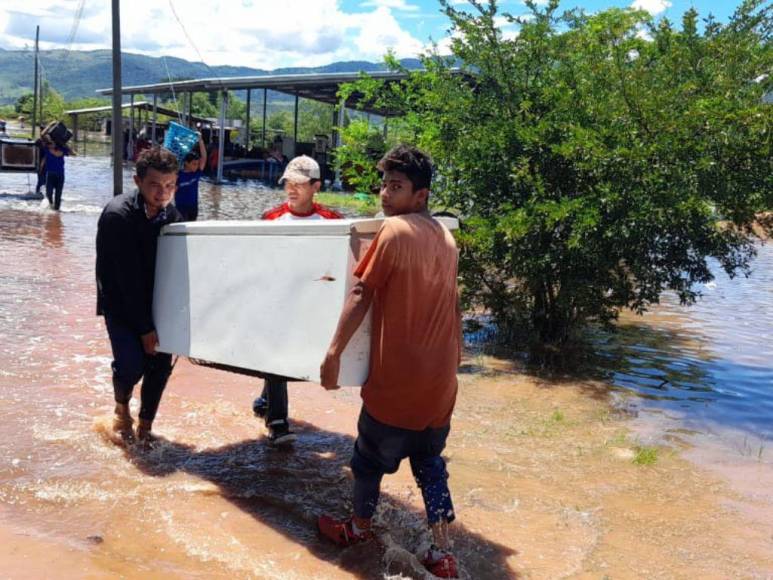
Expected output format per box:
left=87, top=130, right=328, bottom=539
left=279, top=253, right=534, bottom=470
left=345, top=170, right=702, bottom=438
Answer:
left=184, top=150, right=200, bottom=163
left=136, top=147, right=178, bottom=179
left=377, top=145, right=433, bottom=191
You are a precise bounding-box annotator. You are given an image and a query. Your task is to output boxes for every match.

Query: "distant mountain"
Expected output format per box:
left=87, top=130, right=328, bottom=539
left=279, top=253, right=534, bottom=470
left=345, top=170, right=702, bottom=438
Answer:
left=0, top=49, right=423, bottom=104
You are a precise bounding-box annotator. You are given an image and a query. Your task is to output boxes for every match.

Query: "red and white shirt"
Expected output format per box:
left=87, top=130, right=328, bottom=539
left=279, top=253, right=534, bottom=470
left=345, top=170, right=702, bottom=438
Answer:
left=262, top=202, right=343, bottom=221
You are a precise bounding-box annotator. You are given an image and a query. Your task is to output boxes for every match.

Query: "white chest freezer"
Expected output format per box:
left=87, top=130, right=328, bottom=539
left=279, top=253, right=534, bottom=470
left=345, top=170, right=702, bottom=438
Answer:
left=153, top=216, right=459, bottom=386
left=153, top=218, right=383, bottom=386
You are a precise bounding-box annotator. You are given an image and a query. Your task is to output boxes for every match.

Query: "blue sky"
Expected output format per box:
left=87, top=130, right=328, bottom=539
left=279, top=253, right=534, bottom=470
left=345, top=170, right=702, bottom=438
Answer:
left=0, top=1, right=749, bottom=69
left=339, top=0, right=739, bottom=44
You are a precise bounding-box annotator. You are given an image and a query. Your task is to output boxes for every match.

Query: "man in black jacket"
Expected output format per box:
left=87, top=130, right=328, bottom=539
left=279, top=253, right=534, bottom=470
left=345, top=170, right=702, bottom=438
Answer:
left=96, top=147, right=182, bottom=443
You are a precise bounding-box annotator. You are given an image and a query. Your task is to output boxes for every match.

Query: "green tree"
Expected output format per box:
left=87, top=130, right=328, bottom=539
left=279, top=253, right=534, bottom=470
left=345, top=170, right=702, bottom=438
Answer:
left=342, top=0, right=772, bottom=345
left=190, top=92, right=218, bottom=118
left=297, top=99, right=335, bottom=142
left=334, top=118, right=387, bottom=193
left=14, top=83, right=67, bottom=124
left=14, top=93, right=34, bottom=115
left=267, top=110, right=293, bottom=134
left=224, top=93, right=246, bottom=121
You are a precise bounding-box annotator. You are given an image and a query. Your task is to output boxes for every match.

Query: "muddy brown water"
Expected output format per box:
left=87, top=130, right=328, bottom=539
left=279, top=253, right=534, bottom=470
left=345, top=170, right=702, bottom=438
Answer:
left=1, top=157, right=771, bottom=578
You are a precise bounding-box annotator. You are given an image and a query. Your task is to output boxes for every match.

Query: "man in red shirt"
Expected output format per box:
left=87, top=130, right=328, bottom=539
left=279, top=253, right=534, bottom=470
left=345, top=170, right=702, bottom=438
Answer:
left=253, top=155, right=342, bottom=445
left=318, top=145, right=462, bottom=578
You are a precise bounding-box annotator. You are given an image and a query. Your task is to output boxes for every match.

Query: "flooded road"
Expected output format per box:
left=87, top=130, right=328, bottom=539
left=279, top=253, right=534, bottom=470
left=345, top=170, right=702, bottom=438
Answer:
left=1, top=157, right=772, bottom=578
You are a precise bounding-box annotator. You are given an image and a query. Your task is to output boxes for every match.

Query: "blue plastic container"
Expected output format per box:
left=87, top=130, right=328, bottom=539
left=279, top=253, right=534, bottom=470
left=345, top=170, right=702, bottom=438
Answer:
left=163, top=121, right=199, bottom=161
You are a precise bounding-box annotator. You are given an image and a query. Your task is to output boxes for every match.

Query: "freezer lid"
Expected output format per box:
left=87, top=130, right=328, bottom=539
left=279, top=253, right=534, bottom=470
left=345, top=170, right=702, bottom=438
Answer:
left=160, top=216, right=459, bottom=236
left=160, top=218, right=385, bottom=236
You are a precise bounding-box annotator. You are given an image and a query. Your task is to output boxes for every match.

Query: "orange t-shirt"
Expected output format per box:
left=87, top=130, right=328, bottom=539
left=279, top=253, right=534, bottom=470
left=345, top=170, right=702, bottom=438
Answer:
left=354, top=213, right=460, bottom=430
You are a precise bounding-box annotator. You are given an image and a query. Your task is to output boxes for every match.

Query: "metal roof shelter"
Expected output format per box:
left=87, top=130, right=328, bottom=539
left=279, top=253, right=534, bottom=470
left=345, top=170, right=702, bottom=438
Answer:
left=96, top=70, right=416, bottom=183
left=65, top=100, right=212, bottom=161
left=96, top=71, right=411, bottom=117
left=65, top=100, right=210, bottom=124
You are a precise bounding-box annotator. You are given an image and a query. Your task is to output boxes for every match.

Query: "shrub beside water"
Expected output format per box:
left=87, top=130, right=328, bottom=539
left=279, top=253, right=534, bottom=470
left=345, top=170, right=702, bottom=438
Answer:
left=340, top=0, right=772, bottom=346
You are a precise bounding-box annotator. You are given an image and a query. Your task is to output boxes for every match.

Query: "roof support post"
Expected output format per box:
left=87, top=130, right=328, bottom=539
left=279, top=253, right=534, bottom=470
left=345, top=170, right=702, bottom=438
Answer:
left=331, top=106, right=338, bottom=149
left=185, top=92, right=192, bottom=127
left=262, top=88, right=267, bottom=147
left=151, top=93, right=157, bottom=144
left=128, top=93, right=134, bottom=162
left=111, top=0, right=123, bottom=195
left=32, top=26, right=39, bottom=139
left=216, top=90, right=227, bottom=184
left=293, top=93, right=299, bottom=157
left=72, top=114, right=79, bottom=145
left=245, top=89, right=251, bottom=148
left=333, top=99, right=345, bottom=189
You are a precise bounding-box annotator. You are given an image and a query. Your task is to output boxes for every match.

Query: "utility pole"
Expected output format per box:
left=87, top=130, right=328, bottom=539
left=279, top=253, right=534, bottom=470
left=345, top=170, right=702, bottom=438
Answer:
left=39, top=67, right=44, bottom=127
left=31, top=26, right=39, bottom=139
left=111, top=0, right=123, bottom=196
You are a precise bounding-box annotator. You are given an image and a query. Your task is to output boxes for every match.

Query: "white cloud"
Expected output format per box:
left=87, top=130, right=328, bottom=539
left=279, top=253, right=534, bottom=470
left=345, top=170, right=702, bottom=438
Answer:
left=0, top=0, right=428, bottom=69
left=630, top=0, right=672, bottom=16
left=432, top=29, right=464, bottom=55
left=346, top=7, right=424, bottom=60
left=360, top=0, right=419, bottom=11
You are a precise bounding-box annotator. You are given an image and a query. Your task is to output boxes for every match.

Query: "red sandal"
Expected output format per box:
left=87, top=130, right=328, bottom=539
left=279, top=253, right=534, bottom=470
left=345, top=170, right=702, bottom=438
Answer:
left=421, top=547, right=459, bottom=578
left=317, top=515, right=375, bottom=547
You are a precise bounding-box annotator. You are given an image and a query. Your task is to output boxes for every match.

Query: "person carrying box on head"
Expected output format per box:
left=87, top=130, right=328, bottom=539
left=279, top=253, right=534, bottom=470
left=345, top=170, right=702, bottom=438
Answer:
left=42, top=136, right=76, bottom=210
left=318, top=145, right=462, bottom=578
left=253, top=155, right=343, bottom=446
left=174, top=133, right=207, bottom=221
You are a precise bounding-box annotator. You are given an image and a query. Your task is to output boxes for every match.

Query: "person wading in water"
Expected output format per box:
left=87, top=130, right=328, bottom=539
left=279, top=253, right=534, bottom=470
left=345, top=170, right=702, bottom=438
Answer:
left=95, top=147, right=183, bottom=443
left=318, top=145, right=462, bottom=578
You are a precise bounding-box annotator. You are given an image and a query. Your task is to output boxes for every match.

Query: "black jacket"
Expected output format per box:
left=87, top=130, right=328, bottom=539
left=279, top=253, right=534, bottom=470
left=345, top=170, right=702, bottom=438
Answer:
left=96, top=191, right=182, bottom=335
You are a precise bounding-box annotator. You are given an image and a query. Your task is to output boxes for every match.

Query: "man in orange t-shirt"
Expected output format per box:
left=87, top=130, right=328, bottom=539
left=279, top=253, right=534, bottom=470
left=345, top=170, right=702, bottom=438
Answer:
left=318, top=145, right=462, bottom=579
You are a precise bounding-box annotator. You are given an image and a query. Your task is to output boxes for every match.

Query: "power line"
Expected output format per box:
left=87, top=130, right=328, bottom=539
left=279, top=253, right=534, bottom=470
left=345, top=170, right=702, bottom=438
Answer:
left=166, top=0, right=225, bottom=89
left=64, top=0, right=87, bottom=55
left=161, top=54, right=182, bottom=121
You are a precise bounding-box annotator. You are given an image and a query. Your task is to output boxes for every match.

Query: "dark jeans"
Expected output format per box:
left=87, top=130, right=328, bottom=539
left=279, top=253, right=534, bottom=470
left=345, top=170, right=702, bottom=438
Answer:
left=46, top=172, right=64, bottom=210
left=259, top=374, right=288, bottom=424
left=35, top=171, right=46, bottom=194
left=177, top=205, right=198, bottom=221
left=104, top=315, right=173, bottom=422
left=351, top=409, right=455, bottom=525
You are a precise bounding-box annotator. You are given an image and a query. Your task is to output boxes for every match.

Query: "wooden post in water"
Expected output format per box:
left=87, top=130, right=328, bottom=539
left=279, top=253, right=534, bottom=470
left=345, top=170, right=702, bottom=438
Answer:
left=31, top=26, right=39, bottom=139
left=111, top=0, right=123, bottom=195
